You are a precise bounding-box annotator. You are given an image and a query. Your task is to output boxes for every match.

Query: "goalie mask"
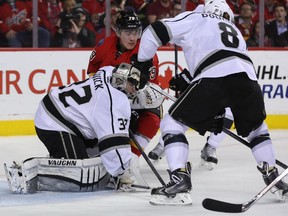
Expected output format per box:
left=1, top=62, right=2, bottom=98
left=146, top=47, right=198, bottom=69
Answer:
left=204, top=0, right=234, bottom=22
left=111, top=63, right=140, bottom=98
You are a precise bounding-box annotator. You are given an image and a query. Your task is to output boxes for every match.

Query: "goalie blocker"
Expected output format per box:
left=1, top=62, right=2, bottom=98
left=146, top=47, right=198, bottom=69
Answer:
left=4, top=157, right=110, bottom=193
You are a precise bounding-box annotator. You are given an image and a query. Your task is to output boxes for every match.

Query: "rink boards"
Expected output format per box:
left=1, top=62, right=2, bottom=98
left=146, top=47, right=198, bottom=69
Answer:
left=0, top=48, right=287, bottom=135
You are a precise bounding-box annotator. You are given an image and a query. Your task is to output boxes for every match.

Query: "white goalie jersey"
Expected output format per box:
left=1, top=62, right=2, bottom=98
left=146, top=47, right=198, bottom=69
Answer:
left=34, top=66, right=131, bottom=141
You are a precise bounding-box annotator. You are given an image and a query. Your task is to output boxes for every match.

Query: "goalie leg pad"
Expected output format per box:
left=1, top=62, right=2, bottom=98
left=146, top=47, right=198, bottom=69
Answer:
left=37, top=157, right=110, bottom=192
left=4, top=157, right=110, bottom=193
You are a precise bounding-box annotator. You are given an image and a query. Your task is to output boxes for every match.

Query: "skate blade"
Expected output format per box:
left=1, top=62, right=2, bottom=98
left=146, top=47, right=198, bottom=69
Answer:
left=149, top=193, right=193, bottom=206
left=199, top=159, right=216, bottom=171
left=272, top=189, right=288, bottom=202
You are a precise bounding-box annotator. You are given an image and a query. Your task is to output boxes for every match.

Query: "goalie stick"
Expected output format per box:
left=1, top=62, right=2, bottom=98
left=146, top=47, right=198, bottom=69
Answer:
left=129, top=130, right=166, bottom=187
left=202, top=167, right=288, bottom=213
left=148, top=84, right=288, bottom=170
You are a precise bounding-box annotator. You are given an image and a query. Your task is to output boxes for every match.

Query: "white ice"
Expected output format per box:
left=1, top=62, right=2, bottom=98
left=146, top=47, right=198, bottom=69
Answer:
left=0, top=130, right=287, bottom=216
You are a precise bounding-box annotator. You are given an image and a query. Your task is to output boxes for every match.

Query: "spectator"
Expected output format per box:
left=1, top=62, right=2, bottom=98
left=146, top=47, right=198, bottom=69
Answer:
left=164, top=0, right=182, bottom=48
left=186, top=0, right=204, bottom=11
left=61, top=0, right=76, bottom=14
left=0, top=0, right=50, bottom=47
left=265, top=3, right=288, bottom=46
left=263, top=0, right=279, bottom=21
left=171, top=0, right=182, bottom=17
left=235, top=2, right=255, bottom=41
left=82, top=0, right=105, bottom=29
left=147, top=0, right=172, bottom=24
left=252, top=0, right=287, bottom=21
left=52, top=7, right=96, bottom=47
left=126, top=0, right=152, bottom=29
left=38, top=0, right=63, bottom=40
left=246, top=20, right=273, bottom=46
left=94, top=3, right=122, bottom=46
left=226, top=0, right=245, bottom=16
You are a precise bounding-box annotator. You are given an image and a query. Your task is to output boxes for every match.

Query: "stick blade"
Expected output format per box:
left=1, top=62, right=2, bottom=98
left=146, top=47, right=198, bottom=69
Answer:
left=202, top=198, right=243, bottom=213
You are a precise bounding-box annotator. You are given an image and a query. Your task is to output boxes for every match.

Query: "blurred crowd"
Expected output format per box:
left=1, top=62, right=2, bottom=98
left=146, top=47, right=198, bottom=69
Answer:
left=0, top=0, right=288, bottom=48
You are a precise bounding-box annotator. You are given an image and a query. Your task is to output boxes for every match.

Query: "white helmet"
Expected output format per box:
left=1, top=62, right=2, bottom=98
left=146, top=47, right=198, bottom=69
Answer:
left=111, top=63, right=140, bottom=97
left=204, top=0, right=234, bottom=22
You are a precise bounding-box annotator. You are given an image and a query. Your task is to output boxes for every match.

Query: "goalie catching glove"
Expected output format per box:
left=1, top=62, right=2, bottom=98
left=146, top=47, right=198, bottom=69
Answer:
left=110, top=169, right=135, bottom=192
left=130, top=82, right=165, bottom=109
left=169, top=68, right=193, bottom=93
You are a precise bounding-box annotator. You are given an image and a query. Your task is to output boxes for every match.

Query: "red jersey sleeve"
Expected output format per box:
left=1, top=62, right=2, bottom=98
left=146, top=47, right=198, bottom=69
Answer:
left=150, top=54, right=159, bottom=85
left=87, top=36, right=118, bottom=74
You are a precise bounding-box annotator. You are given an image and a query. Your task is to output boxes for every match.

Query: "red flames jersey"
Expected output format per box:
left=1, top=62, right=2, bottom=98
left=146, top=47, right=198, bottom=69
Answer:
left=0, top=1, right=33, bottom=34
left=87, top=35, right=159, bottom=84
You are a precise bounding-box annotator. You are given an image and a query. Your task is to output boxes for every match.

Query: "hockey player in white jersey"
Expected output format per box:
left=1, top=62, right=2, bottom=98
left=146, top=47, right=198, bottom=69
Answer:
left=133, top=0, right=288, bottom=205
left=4, top=63, right=142, bottom=193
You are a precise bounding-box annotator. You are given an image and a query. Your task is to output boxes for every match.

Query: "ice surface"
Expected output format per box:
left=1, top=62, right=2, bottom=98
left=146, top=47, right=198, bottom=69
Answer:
left=0, top=130, right=287, bottom=216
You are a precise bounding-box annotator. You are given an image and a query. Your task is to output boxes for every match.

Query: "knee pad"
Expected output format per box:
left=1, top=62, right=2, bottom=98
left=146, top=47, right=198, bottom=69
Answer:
left=247, top=122, right=271, bottom=149
left=163, top=133, right=188, bottom=147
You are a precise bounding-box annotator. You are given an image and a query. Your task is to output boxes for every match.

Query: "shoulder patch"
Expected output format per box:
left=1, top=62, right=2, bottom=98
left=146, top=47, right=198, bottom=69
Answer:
left=89, top=50, right=96, bottom=61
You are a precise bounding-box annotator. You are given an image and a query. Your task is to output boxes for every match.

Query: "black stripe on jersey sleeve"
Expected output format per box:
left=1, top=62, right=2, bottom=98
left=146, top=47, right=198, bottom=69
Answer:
left=43, top=94, right=85, bottom=139
left=102, top=70, right=115, bottom=133
left=98, top=136, right=130, bottom=153
left=150, top=21, right=171, bottom=46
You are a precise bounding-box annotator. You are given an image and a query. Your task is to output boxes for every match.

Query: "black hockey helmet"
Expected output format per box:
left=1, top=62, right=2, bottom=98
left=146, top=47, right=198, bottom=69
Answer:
left=116, top=11, right=142, bottom=31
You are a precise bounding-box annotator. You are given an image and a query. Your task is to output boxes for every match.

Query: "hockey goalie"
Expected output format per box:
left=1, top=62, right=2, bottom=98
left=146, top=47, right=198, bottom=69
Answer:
left=4, top=63, right=143, bottom=193
left=4, top=63, right=165, bottom=194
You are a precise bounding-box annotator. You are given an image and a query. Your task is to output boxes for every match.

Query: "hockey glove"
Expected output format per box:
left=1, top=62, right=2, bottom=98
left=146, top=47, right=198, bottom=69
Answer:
left=210, top=109, right=225, bottom=135
left=169, top=68, right=193, bottom=93
left=131, top=54, right=154, bottom=89
left=131, top=82, right=165, bottom=109
left=112, top=169, right=134, bottom=192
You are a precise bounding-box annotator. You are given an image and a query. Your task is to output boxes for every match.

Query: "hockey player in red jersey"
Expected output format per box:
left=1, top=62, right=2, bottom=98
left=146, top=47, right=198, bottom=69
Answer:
left=87, top=10, right=164, bottom=184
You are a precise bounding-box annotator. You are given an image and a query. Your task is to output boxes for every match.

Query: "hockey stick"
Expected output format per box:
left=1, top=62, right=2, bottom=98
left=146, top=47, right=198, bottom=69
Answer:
left=222, top=128, right=288, bottom=169
left=149, top=85, right=288, bottom=170
left=131, top=184, right=150, bottom=190
left=129, top=130, right=166, bottom=187
left=174, top=44, right=179, bottom=98
left=202, top=167, right=288, bottom=213
left=149, top=83, right=177, bottom=102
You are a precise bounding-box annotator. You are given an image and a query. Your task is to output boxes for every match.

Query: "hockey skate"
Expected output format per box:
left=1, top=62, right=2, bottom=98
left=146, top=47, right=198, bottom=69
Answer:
left=199, top=139, right=218, bottom=170
left=150, top=162, right=192, bottom=206
left=4, top=162, right=38, bottom=194
left=257, top=162, right=288, bottom=201
left=148, top=142, right=164, bottom=161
